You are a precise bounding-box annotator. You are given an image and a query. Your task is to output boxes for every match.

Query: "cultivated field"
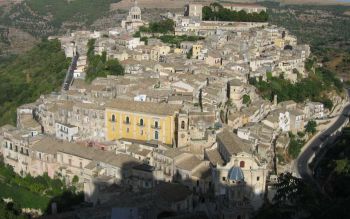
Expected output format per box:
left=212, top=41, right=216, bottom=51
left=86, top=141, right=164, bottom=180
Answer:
left=111, top=0, right=205, bottom=9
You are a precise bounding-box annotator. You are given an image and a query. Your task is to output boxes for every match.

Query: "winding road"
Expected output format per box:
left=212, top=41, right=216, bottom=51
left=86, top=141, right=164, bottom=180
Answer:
left=296, top=89, right=350, bottom=182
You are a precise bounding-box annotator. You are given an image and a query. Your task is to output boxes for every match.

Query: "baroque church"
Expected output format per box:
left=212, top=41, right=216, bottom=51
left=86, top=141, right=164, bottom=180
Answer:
left=121, top=0, right=147, bottom=32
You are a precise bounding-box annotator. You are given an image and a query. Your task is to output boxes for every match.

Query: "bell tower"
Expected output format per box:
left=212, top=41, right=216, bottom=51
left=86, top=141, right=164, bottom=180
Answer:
left=177, top=113, right=189, bottom=148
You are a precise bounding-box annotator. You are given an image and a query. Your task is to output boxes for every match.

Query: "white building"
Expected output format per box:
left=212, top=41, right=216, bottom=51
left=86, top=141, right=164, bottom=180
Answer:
left=305, top=102, right=324, bottom=119
left=55, top=122, right=78, bottom=142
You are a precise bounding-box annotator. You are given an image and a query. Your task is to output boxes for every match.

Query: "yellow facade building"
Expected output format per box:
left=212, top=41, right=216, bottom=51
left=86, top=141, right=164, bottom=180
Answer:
left=105, top=99, right=181, bottom=145
left=274, top=38, right=285, bottom=49
left=192, top=43, right=203, bottom=59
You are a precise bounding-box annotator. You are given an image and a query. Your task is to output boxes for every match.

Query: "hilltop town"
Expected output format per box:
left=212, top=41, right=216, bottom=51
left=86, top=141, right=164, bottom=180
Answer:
left=0, top=2, right=347, bottom=219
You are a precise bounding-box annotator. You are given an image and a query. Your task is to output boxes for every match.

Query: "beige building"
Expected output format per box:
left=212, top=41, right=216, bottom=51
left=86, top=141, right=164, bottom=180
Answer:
left=214, top=129, right=268, bottom=216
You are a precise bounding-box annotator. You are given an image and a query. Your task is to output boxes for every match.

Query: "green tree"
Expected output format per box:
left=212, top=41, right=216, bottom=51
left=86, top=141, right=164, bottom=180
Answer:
left=106, top=59, right=124, bottom=75
left=186, top=48, right=193, bottom=59
left=72, top=175, right=79, bottom=184
left=202, top=3, right=268, bottom=22
left=140, top=36, right=148, bottom=45
left=86, top=40, right=124, bottom=82
left=305, top=120, right=317, bottom=134
left=0, top=39, right=70, bottom=126
left=322, top=98, right=333, bottom=110
left=243, top=94, right=251, bottom=105
left=288, top=134, right=304, bottom=159
left=148, top=19, right=175, bottom=33
left=202, top=6, right=213, bottom=20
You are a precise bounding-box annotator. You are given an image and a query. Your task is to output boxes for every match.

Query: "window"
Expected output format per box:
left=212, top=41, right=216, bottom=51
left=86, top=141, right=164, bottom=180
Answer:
left=240, top=161, right=245, bottom=168
left=222, top=177, right=226, bottom=181
left=80, top=162, right=83, bottom=168
left=257, top=176, right=260, bottom=181
left=111, top=114, right=116, bottom=122
left=127, top=128, right=129, bottom=133
left=181, top=121, right=185, bottom=129
left=140, top=118, right=144, bottom=126
left=154, top=121, right=159, bottom=128
left=155, top=131, right=159, bottom=140
left=126, top=116, right=130, bottom=124
left=140, top=130, right=143, bottom=135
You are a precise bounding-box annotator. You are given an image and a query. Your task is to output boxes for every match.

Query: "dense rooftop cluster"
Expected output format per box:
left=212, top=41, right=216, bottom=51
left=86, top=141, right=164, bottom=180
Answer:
left=0, top=2, right=344, bottom=219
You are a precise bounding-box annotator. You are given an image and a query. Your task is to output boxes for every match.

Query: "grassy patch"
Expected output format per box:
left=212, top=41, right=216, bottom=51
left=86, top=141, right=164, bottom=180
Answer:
left=0, top=181, right=49, bottom=210
left=159, top=35, right=204, bottom=47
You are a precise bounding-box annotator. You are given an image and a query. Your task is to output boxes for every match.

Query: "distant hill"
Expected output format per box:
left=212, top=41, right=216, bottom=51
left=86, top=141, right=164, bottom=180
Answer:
left=264, top=1, right=350, bottom=81
left=0, top=0, right=122, bottom=54
left=278, top=0, right=350, bottom=5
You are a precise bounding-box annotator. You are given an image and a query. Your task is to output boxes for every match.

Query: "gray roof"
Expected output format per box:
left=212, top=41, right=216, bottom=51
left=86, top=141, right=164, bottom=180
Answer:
left=217, top=129, right=251, bottom=155
left=206, top=148, right=224, bottom=166
left=106, top=99, right=181, bottom=116
left=32, top=136, right=140, bottom=168
left=175, top=155, right=201, bottom=171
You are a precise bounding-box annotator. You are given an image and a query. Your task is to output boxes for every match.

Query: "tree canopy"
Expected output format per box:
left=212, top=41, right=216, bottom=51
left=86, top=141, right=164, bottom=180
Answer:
left=250, top=66, right=342, bottom=110
left=86, top=39, right=124, bottom=82
left=0, top=39, right=70, bottom=126
left=138, top=19, right=175, bottom=34
left=202, top=3, right=268, bottom=22
left=305, top=120, right=317, bottom=135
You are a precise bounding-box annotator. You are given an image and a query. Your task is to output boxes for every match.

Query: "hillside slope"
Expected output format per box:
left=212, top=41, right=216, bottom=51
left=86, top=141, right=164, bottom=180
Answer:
left=0, top=39, right=70, bottom=125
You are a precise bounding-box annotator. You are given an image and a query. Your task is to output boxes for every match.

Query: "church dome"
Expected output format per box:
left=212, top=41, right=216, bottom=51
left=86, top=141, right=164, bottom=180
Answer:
left=130, top=6, right=141, bottom=14
left=228, top=166, right=244, bottom=182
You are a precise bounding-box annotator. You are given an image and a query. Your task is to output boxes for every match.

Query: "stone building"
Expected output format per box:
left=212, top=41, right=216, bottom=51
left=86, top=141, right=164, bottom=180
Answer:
left=121, top=1, right=146, bottom=32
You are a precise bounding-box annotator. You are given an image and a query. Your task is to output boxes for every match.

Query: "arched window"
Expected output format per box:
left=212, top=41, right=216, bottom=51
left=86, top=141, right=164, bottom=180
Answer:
left=181, top=121, right=185, bottom=129
left=154, top=121, right=159, bottom=128
left=240, top=161, right=245, bottom=168
left=126, top=116, right=130, bottom=124
left=111, top=114, right=116, bottom=122
left=155, top=131, right=159, bottom=140
left=140, top=118, right=144, bottom=126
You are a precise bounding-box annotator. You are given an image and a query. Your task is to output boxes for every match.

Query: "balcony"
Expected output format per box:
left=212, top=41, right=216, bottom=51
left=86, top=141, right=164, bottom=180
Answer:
left=6, top=155, right=18, bottom=162
left=123, top=121, right=131, bottom=125
left=151, top=125, right=161, bottom=129
left=109, top=119, right=117, bottom=123
left=136, top=123, right=145, bottom=127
